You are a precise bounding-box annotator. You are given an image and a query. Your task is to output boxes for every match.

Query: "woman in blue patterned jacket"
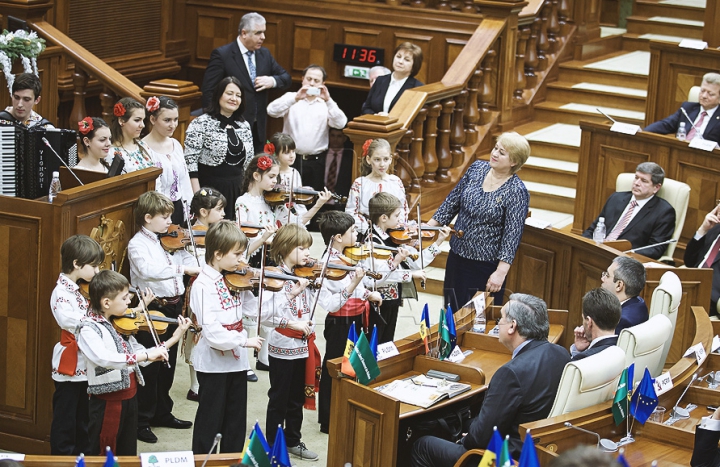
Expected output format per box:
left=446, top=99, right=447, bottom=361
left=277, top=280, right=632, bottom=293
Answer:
left=428, top=132, right=530, bottom=311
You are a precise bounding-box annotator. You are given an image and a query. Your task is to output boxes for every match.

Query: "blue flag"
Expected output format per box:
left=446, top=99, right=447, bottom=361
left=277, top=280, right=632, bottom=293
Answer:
left=627, top=363, right=635, bottom=394
left=76, top=454, right=86, bottom=467
left=478, top=426, right=503, bottom=467
left=270, top=425, right=291, bottom=467
left=369, top=325, right=378, bottom=359
left=518, top=430, right=540, bottom=467
left=446, top=304, right=457, bottom=349
left=617, top=450, right=631, bottom=467
left=103, top=447, right=116, bottom=467
left=251, top=421, right=271, bottom=455
left=630, top=368, right=659, bottom=424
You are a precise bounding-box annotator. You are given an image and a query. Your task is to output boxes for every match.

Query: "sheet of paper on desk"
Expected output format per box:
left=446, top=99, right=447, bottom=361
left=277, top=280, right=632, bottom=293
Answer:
left=375, top=376, right=471, bottom=408
left=712, top=335, right=720, bottom=353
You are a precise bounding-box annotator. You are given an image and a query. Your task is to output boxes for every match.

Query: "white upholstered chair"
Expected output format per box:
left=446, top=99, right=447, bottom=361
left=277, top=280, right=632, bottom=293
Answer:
left=548, top=346, right=626, bottom=417
left=615, top=173, right=690, bottom=261
left=648, top=271, right=682, bottom=371
left=689, top=85, right=700, bottom=103
left=617, top=314, right=673, bottom=384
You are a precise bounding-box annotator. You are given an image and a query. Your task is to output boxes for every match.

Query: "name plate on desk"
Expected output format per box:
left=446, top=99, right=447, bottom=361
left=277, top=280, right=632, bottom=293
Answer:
left=688, top=138, right=718, bottom=152
left=684, top=342, right=707, bottom=365
left=377, top=341, right=400, bottom=361
left=447, top=345, right=466, bottom=363
left=654, top=371, right=673, bottom=396
left=712, top=335, right=720, bottom=353
left=679, top=39, right=708, bottom=50
left=0, top=454, right=25, bottom=461
left=140, top=451, right=195, bottom=467
left=610, top=122, right=640, bottom=135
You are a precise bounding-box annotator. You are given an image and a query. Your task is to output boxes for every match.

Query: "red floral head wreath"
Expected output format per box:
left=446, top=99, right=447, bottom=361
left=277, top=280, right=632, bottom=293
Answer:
left=78, top=117, right=94, bottom=135
left=113, top=102, right=126, bottom=117
left=264, top=141, right=275, bottom=155
left=145, top=96, right=160, bottom=113
left=362, top=139, right=373, bottom=158
left=257, top=156, right=274, bottom=170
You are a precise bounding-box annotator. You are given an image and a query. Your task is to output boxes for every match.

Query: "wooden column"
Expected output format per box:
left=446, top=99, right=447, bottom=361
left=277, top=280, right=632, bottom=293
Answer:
left=69, top=68, right=88, bottom=130
left=409, top=108, right=428, bottom=193
left=451, top=91, right=467, bottom=168
left=515, top=27, right=529, bottom=100
left=525, top=22, right=539, bottom=89
left=141, top=79, right=202, bottom=146
left=537, top=15, right=549, bottom=72
left=479, top=50, right=496, bottom=125
left=436, top=99, right=454, bottom=183
left=571, top=0, right=601, bottom=43
left=396, top=130, right=414, bottom=190
left=464, top=69, right=481, bottom=146
left=422, top=103, right=441, bottom=185
left=100, top=87, right=117, bottom=124
left=703, top=0, right=720, bottom=49
left=546, top=0, right=560, bottom=54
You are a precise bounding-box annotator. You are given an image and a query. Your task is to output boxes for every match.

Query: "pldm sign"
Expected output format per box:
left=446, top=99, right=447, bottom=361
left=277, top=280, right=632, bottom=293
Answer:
left=140, top=451, right=195, bottom=467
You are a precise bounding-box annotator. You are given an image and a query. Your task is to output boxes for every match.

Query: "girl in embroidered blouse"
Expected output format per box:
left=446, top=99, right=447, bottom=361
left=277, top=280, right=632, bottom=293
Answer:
left=346, top=138, right=409, bottom=235
left=260, top=223, right=319, bottom=460
left=110, top=97, right=155, bottom=175
left=428, top=132, right=531, bottom=312
left=184, top=76, right=254, bottom=221
left=143, top=96, right=194, bottom=225
left=75, top=117, right=111, bottom=173
left=189, top=220, right=263, bottom=454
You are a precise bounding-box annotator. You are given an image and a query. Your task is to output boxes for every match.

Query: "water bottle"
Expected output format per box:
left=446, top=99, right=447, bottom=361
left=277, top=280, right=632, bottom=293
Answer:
left=48, top=171, right=61, bottom=203
left=676, top=122, right=686, bottom=141
left=593, top=217, right=606, bottom=244
left=473, top=308, right=486, bottom=333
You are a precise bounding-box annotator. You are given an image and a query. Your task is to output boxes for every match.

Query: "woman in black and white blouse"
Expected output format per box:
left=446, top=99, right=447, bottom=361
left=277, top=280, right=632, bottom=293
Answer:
left=185, top=76, right=254, bottom=221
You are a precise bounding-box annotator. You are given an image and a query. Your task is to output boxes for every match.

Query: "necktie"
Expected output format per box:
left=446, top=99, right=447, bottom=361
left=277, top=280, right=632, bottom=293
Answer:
left=326, top=150, right=339, bottom=193
left=246, top=51, right=256, bottom=82
left=605, top=200, right=638, bottom=241
left=703, top=235, right=720, bottom=268
left=687, top=111, right=707, bottom=140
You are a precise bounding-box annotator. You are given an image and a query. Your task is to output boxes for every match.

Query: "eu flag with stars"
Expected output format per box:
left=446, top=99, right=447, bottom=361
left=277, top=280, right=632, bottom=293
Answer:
left=630, top=367, right=659, bottom=424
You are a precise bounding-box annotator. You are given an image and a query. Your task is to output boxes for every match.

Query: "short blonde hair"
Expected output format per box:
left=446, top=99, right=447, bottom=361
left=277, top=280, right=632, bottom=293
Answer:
left=205, top=220, right=248, bottom=265
left=497, top=132, right=531, bottom=174
left=270, top=224, right=313, bottom=264
left=135, top=191, right=174, bottom=227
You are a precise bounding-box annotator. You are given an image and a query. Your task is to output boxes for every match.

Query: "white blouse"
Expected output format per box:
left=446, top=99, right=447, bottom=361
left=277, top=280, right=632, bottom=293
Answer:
left=345, top=175, right=409, bottom=234
left=148, top=138, right=194, bottom=204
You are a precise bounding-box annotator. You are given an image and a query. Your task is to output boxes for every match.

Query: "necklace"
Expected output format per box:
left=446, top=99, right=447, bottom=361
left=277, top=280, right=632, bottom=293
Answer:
left=485, top=169, right=510, bottom=191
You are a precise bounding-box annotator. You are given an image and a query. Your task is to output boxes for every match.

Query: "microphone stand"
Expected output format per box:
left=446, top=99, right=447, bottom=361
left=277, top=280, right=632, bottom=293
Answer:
left=623, top=239, right=677, bottom=254
left=200, top=433, right=222, bottom=467
left=681, top=107, right=703, bottom=139
left=42, top=137, right=84, bottom=186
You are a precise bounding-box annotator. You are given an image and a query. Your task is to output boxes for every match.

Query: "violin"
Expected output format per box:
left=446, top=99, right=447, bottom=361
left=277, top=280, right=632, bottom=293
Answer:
left=372, top=243, right=419, bottom=261
left=112, top=310, right=197, bottom=336
left=239, top=222, right=265, bottom=238
left=294, top=258, right=383, bottom=281
left=387, top=224, right=463, bottom=246
left=157, top=225, right=209, bottom=252
left=343, top=244, right=393, bottom=263
left=263, top=185, right=347, bottom=207
left=223, top=265, right=320, bottom=293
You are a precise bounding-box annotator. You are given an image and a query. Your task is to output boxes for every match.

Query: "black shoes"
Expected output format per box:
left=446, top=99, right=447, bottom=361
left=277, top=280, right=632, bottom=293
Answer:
left=256, top=361, right=270, bottom=371
left=137, top=427, right=158, bottom=443
left=247, top=370, right=259, bottom=382
left=186, top=389, right=199, bottom=402
left=153, top=416, right=193, bottom=429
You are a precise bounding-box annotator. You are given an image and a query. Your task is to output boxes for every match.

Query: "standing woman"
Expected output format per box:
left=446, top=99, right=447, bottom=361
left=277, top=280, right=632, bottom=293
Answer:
left=428, top=132, right=530, bottom=312
left=143, top=96, right=194, bottom=225
left=110, top=97, right=155, bottom=174
left=361, top=42, right=423, bottom=116
left=75, top=117, right=111, bottom=173
left=185, top=76, right=254, bottom=221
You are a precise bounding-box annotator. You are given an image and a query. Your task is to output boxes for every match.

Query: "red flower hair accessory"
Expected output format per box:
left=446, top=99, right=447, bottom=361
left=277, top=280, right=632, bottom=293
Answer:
left=113, top=102, right=126, bottom=117
left=78, top=117, right=94, bottom=135
left=146, top=96, right=160, bottom=113
left=362, top=139, right=373, bottom=158
left=264, top=141, right=275, bottom=155
left=257, top=156, right=273, bottom=170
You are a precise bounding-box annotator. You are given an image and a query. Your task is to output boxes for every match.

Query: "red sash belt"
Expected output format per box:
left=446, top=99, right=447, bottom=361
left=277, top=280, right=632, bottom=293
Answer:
left=96, top=375, right=137, bottom=454
left=333, top=298, right=370, bottom=330
left=275, top=328, right=321, bottom=410
left=222, top=321, right=244, bottom=360
left=58, top=329, right=79, bottom=376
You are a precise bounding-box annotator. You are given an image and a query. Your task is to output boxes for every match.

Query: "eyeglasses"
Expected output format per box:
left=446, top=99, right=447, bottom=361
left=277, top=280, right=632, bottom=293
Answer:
left=601, top=271, right=610, bottom=279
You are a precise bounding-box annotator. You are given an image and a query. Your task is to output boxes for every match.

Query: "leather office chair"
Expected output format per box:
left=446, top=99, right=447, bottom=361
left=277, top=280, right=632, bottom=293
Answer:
left=548, top=346, right=626, bottom=417
left=617, top=314, right=673, bottom=384
left=648, top=271, right=682, bottom=372
left=615, top=173, right=690, bottom=261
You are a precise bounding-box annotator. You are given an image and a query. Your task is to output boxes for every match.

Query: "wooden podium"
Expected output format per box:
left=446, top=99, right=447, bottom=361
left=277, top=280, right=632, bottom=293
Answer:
left=0, top=168, right=161, bottom=454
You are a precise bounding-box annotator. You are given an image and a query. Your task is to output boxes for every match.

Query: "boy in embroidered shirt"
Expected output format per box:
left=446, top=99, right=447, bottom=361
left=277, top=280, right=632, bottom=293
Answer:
left=127, top=191, right=201, bottom=443
left=366, top=192, right=450, bottom=343
left=190, top=220, right=263, bottom=454
left=316, top=211, right=382, bottom=433
left=77, top=270, right=190, bottom=456
left=50, top=235, right=105, bottom=455
left=260, top=223, right=319, bottom=460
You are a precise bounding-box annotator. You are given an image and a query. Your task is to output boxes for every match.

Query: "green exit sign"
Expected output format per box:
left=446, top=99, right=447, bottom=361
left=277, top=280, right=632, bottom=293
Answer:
left=344, top=65, right=369, bottom=80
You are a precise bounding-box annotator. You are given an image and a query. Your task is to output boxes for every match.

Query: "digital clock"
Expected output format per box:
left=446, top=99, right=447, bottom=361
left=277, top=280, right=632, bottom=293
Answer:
left=333, top=44, right=384, bottom=66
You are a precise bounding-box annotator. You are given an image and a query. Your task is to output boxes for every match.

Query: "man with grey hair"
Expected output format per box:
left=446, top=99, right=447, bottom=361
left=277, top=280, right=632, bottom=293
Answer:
left=201, top=12, right=291, bottom=151
left=410, top=293, right=570, bottom=465
left=645, top=72, right=720, bottom=143
left=368, top=66, right=391, bottom=87
left=601, top=256, right=648, bottom=334
left=582, top=162, right=676, bottom=260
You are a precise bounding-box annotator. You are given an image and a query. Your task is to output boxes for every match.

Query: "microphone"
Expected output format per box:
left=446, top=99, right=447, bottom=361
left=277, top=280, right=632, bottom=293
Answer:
left=671, top=372, right=698, bottom=419
left=680, top=107, right=703, bottom=139
left=623, top=239, right=677, bottom=254
left=596, top=108, right=618, bottom=124
left=42, top=137, right=84, bottom=186
left=564, top=422, right=617, bottom=452
left=200, top=433, right=222, bottom=467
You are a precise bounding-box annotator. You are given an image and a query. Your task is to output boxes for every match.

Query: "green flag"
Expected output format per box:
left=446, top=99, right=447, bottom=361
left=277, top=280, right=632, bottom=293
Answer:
left=241, top=431, right=272, bottom=467
left=612, top=368, right=629, bottom=425
left=438, top=308, right=452, bottom=360
left=498, top=435, right=512, bottom=467
left=349, top=331, right=381, bottom=385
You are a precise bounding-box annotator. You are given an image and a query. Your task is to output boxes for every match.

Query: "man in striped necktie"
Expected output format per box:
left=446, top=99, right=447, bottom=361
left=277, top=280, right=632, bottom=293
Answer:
left=582, top=162, right=676, bottom=260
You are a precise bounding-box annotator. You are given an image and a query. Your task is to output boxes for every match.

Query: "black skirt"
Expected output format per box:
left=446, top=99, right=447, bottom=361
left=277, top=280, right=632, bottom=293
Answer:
left=197, top=161, right=244, bottom=221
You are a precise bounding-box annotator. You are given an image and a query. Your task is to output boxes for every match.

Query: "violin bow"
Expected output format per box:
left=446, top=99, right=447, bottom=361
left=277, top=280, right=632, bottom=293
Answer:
left=134, top=285, right=171, bottom=368
left=183, top=200, right=201, bottom=267
left=287, top=173, right=294, bottom=226
left=367, top=223, right=387, bottom=327
left=254, top=243, right=267, bottom=358
left=309, top=238, right=333, bottom=323
left=417, top=202, right=425, bottom=289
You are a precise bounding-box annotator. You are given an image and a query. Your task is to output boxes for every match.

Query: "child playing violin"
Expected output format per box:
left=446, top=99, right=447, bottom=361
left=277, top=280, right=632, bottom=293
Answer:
left=189, top=220, right=263, bottom=454
left=346, top=138, right=408, bottom=235
left=50, top=235, right=105, bottom=455
left=127, top=191, right=201, bottom=444
left=316, top=211, right=382, bottom=434
left=366, top=192, right=450, bottom=344
left=260, top=223, right=320, bottom=461
left=77, top=270, right=191, bottom=456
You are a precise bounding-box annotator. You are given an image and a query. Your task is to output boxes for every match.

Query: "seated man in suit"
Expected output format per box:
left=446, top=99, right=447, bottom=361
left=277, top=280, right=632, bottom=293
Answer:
left=684, top=204, right=720, bottom=315
left=645, top=72, right=720, bottom=143
left=570, top=288, right=621, bottom=361
left=0, top=73, right=53, bottom=128
left=691, top=406, right=720, bottom=467
left=267, top=65, right=348, bottom=192
left=200, top=12, right=291, bottom=151
left=410, top=293, right=570, bottom=465
left=602, top=256, right=649, bottom=334
left=582, top=162, right=676, bottom=260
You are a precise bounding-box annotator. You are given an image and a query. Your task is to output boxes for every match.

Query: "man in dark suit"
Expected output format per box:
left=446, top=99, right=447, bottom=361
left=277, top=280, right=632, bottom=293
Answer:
left=410, top=293, right=570, bottom=465
left=570, top=288, right=621, bottom=361
left=200, top=12, right=291, bottom=152
left=691, top=406, right=720, bottom=467
left=601, top=256, right=649, bottom=334
left=645, top=72, right=720, bottom=144
left=684, top=204, right=720, bottom=315
left=582, top=162, right=676, bottom=260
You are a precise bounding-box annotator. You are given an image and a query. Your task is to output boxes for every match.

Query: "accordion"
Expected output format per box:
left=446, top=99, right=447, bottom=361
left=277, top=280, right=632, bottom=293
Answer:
left=0, top=125, right=77, bottom=199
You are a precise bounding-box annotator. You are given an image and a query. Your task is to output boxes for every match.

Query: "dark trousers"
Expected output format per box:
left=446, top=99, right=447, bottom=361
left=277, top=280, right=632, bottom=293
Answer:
left=192, top=370, right=248, bottom=454
left=87, top=394, right=138, bottom=456
left=443, top=251, right=504, bottom=312
left=136, top=299, right=183, bottom=428
left=370, top=299, right=400, bottom=345
left=50, top=380, right=89, bottom=455
left=291, top=151, right=327, bottom=192
left=318, top=313, right=364, bottom=430
left=266, top=356, right=306, bottom=447
left=410, top=435, right=467, bottom=467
